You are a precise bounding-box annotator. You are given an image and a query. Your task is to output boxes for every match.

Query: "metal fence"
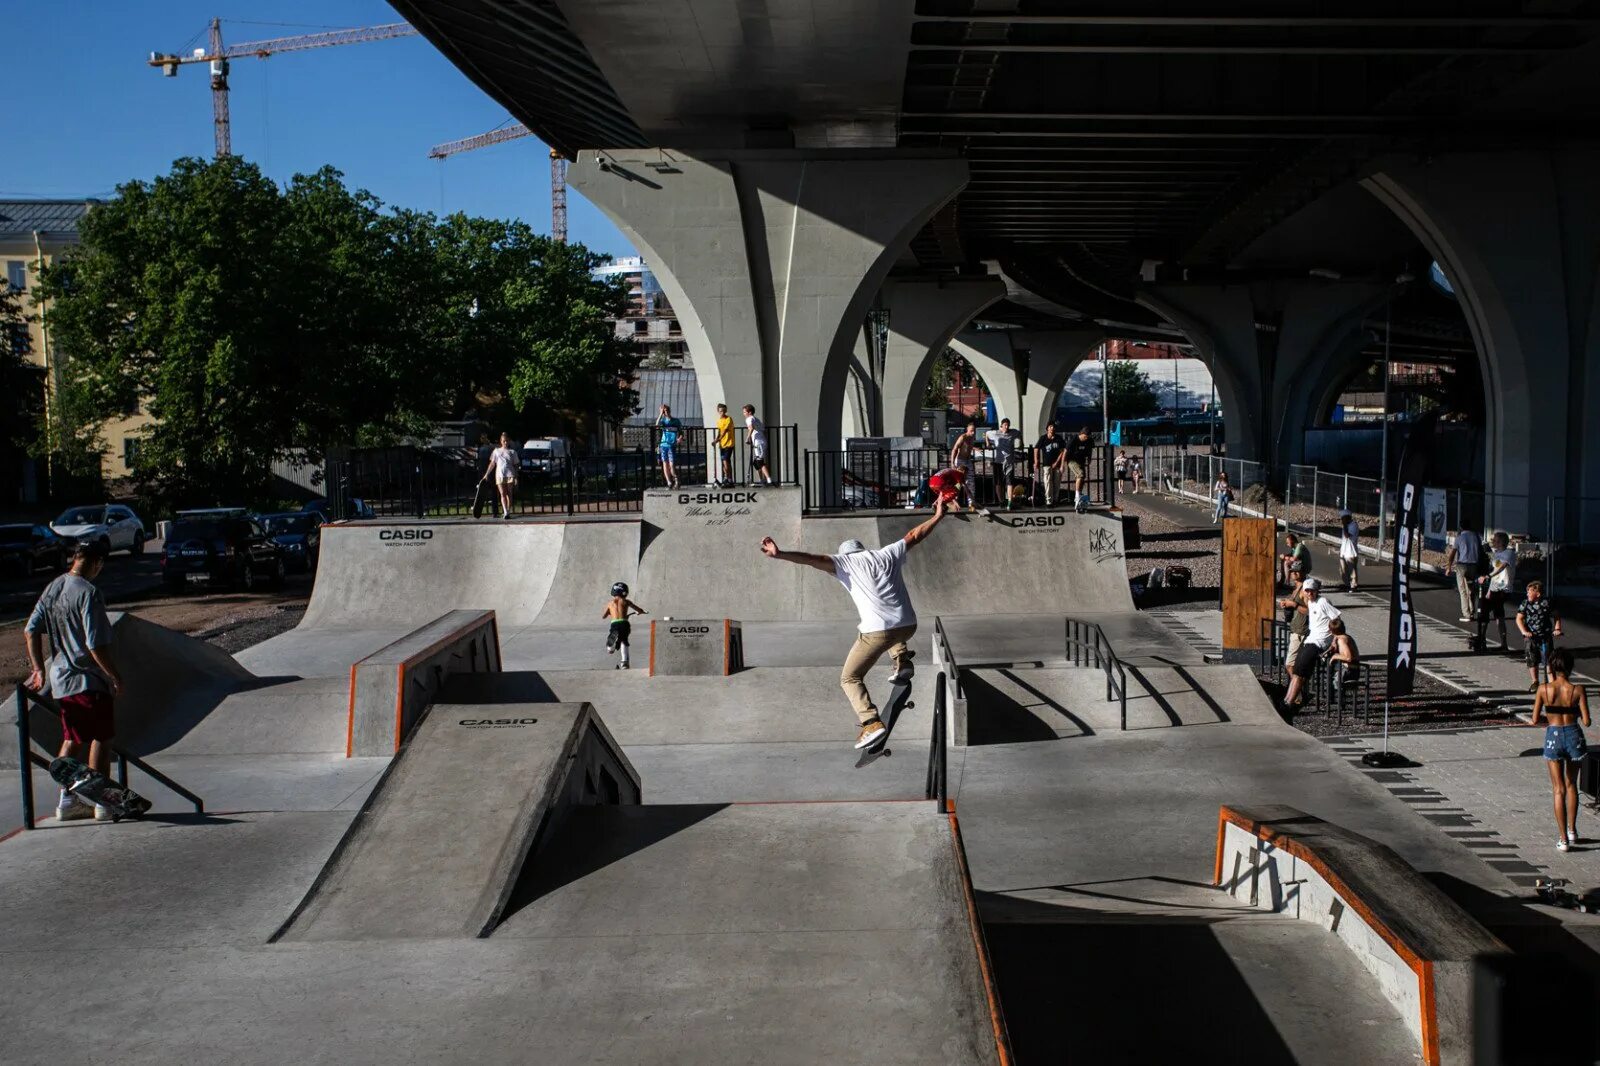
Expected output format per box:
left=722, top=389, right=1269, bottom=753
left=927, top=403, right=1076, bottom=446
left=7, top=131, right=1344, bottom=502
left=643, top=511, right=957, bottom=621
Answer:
left=616, top=423, right=800, bottom=488
left=325, top=446, right=652, bottom=518
left=1145, top=447, right=1272, bottom=516
left=804, top=442, right=1117, bottom=512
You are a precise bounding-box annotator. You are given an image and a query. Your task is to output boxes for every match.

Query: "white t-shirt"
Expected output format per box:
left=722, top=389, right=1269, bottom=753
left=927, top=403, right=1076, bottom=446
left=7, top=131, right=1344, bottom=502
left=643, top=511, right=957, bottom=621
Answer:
left=491, top=446, right=519, bottom=481
left=745, top=414, right=767, bottom=452
left=1488, top=547, right=1517, bottom=592
left=831, top=538, right=915, bottom=633
left=1306, top=597, right=1341, bottom=648
left=1453, top=529, right=1481, bottom=566
left=1339, top=520, right=1360, bottom=561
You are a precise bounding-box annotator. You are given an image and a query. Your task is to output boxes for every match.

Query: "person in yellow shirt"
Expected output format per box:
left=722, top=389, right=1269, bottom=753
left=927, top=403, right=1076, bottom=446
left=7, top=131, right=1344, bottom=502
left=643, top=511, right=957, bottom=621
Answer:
left=713, top=403, right=736, bottom=487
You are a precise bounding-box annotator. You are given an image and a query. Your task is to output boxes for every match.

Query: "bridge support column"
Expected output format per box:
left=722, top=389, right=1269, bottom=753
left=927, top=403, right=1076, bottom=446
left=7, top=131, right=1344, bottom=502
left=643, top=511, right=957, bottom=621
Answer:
left=570, top=150, right=967, bottom=456
left=1364, top=150, right=1600, bottom=528
left=948, top=331, right=1020, bottom=434
left=1138, top=282, right=1385, bottom=471
left=878, top=277, right=1006, bottom=437
left=1010, top=329, right=1110, bottom=441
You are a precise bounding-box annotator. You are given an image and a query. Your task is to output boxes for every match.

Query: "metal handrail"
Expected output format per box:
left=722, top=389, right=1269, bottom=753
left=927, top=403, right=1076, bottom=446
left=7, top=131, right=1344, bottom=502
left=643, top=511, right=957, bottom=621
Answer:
left=14, top=684, right=205, bottom=830
left=1064, top=617, right=1129, bottom=730
left=928, top=617, right=958, bottom=813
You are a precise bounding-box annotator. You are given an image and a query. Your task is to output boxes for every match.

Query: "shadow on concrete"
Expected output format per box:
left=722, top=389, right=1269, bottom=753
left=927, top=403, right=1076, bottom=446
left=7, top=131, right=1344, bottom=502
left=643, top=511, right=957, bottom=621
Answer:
left=977, top=891, right=1299, bottom=1064
left=962, top=670, right=1087, bottom=745
left=1425, top=873, right=1600, bottom=1065
left=499, top=804, right=727, bottom=925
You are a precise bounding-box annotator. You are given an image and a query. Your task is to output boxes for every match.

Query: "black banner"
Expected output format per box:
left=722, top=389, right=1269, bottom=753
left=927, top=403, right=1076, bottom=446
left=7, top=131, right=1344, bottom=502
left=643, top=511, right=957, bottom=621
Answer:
left=1387, top=414, right=1438, bottom=698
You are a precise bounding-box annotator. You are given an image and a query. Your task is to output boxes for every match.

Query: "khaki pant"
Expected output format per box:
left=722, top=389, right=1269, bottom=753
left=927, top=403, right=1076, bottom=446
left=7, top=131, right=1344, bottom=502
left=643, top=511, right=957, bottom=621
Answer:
left=1040, top=465, right=1061, bottom=504
left=1285, top=631, right=1304, bottom=671
left=841, top=624, right=917, bottom=725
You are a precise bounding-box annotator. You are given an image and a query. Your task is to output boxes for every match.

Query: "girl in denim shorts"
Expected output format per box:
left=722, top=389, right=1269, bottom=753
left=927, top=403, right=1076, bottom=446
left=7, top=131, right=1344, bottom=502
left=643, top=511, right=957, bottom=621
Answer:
left=1532, top=647, right=1590, bottom=851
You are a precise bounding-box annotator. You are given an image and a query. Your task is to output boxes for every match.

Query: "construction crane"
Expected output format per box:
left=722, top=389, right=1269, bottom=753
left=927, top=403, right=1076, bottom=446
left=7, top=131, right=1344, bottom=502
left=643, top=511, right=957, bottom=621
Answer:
left=428, top=124, right=570, bottom=243
left=150, top=19, right=418, bottom=158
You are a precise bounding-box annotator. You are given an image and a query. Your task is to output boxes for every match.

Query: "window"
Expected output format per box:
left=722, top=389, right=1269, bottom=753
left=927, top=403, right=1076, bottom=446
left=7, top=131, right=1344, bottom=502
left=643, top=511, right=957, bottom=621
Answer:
left=5, top=260, right=26, bottom=291
left=122, top=437, right=142, bottom=468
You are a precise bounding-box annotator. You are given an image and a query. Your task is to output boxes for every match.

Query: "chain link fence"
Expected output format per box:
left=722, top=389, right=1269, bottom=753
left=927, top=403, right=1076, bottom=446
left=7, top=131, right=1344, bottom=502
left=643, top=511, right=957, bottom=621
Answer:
left=1144, top=447, right=1273, bottom=517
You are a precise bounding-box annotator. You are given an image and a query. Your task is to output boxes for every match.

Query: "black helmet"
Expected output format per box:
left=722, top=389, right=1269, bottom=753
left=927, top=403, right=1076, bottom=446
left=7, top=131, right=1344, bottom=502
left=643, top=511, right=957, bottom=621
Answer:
left=611, top=582, right=629, bottom=597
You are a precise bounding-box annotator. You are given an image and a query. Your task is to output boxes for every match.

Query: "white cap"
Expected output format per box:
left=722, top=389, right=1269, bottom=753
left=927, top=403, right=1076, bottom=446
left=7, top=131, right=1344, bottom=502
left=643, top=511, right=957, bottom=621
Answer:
left=1302, top=578, right=1321, bottom=592
left=837, top=539, right=867, bottom=555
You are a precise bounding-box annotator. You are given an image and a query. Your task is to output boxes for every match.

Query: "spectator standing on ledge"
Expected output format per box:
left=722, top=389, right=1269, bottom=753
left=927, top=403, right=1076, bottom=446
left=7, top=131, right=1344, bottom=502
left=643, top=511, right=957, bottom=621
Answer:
left=949, top=421, right=977, bottom=511
left=1129, top=453, right=1143, bottom=494
left=480, top=432, right=520, bottom=520
left=1283, top=578, right=1340, bottom=709
left=1445, top=521, right=1482, bottom=622
left=992, top=418, right=1023, bottom=509
left=1277, top=566, right=1309, bottom=674
left=1337, top=512, right=1362, bottom=592
left=713, top=403, right=735, bottom=487
left=1278, top=532, right=1311, bottom=589
left=1212, top=472, right=1233, bottom=523
left=23, top=541, right=122, bottom=822
left=1516, top=580, right=1562, bottom=691
left=655, top=404, right=682, bottom=490
left=1066, top=427, right=1095, bottom=513
left=1531, top=647, right=1588, bottom=851
left=1034, top=423, right=1066, bottom=507
left=1476, top=531, right=1516, bottom=653
left=743, top=404, right=775, bottom=486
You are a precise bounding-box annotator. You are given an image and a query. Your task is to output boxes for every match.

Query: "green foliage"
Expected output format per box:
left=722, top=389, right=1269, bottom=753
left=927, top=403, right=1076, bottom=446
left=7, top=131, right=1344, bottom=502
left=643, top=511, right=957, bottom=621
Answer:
left=36, top=156, right=637, bottom=506
left=1, top=284, right=43, bottom=462
left=1105, top=360, right=1161, bottom=419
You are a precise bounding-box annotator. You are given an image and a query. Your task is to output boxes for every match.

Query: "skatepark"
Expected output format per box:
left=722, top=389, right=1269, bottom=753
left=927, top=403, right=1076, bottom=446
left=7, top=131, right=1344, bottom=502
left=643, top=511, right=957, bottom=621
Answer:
left=7, top=490, right=1587, bottom=1065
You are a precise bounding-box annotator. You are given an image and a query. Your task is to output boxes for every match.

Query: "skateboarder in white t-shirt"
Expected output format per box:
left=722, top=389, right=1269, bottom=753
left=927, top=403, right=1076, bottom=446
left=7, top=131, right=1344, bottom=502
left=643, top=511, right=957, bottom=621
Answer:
left=760, top=496, right=949, bottom=748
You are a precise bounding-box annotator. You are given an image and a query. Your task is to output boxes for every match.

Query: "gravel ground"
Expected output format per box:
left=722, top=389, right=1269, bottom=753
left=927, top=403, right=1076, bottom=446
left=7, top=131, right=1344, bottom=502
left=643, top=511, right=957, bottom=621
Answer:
left=1257, top=665, right=1523, bottom=737
left=191, top=603, right=307, bottom=655
left=1119, top=496, right=1221, bottom=609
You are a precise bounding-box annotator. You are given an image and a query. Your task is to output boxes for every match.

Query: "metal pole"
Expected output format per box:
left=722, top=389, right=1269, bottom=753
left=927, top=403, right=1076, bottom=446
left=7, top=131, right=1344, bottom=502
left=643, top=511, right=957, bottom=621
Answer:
left=16, top=687, right=35, bottom=831
left=1377, top=291, right=1394, bottom=559
left=1099, top=342, right=1109, bottom=447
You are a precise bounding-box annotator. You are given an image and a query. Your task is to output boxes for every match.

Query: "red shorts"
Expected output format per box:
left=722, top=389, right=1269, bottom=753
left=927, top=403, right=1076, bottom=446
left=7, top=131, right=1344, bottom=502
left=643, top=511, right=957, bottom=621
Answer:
left=58, top=691, right=115, bottom=745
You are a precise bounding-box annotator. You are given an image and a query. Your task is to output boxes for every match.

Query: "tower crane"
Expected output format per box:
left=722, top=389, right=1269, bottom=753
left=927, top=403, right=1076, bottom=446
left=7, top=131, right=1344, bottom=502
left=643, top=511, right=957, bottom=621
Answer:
left=427, top=123, right=569, bottom=243
left=150, top=19, right=418, bottom=157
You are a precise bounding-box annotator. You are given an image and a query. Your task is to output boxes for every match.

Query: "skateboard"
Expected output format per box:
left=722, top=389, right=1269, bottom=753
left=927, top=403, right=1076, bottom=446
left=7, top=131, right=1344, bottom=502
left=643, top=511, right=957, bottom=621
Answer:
left=471, top=480, right=491, bottom=519
left=855, top=678, right=914, bottom=767
left=1535, top=876, right=1600, bottom=914
left=48, top=756, right=152, bottom=822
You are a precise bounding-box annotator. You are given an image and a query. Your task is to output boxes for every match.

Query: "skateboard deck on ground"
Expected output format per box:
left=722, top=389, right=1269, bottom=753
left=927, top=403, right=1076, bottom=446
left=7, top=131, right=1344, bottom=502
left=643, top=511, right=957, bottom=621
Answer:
left=1536, top=876, right=1599, bottom=913
left=471, top=481, right=491, bottom=519
left=48, top=756, right=152, bottom=821
left=856, top=679, right=914, bottom=768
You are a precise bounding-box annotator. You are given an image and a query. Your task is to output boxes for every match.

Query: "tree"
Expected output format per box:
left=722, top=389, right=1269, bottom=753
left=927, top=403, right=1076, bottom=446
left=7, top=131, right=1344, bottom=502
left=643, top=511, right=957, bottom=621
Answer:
left=1105, top=359, right=1161, bottom=419
left=1, top=284, right=45, bottom=490
left=35, top=156, right=638, bottom=506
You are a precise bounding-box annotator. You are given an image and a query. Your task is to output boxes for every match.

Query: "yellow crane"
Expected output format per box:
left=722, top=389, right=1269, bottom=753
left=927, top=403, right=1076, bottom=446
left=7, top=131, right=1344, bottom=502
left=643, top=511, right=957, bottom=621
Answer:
left=150, top=19, right=418, bottom=157
left=428, top=124, right=569, bottom=243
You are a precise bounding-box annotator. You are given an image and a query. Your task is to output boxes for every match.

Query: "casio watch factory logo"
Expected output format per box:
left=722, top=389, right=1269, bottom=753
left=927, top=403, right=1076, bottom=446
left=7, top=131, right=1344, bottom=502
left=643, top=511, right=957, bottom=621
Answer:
left=379, top=528, right=434, bottom=546
left=458, top=717, right=538, bottom=729
left=678, top=491, right=758, bottom=505
left=668, top=625, right=710, bottom=635
left=1016, top=514, right=1065, bottom=528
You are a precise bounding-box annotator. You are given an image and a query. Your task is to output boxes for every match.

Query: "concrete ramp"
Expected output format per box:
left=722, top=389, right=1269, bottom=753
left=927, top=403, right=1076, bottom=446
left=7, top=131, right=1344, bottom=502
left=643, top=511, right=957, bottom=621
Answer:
left=9, top=613, right=259, bottom=762
left=276, top=700, right=639, bottom=942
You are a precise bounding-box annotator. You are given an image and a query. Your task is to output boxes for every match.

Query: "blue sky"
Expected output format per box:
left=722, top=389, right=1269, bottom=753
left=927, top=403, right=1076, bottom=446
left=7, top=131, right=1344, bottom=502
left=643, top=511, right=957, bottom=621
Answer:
left=3, top=1, right=638, bottom=258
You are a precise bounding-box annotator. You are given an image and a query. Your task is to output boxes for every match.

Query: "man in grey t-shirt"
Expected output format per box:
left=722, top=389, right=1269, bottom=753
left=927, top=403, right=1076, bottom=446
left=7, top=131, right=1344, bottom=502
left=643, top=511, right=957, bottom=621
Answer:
left=24, top=539, right=123, bottom=821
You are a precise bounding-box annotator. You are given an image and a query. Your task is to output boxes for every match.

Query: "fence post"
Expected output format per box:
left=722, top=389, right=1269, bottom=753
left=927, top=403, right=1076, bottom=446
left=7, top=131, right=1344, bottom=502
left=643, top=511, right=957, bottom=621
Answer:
left=16, top=687, right=34, bottom=831
left=1343, top=472, right=1350, bottom=514
left=1311, top=473, right=1318, bottom=541
left=415, top=460, right=424, bottom=519
left=564, top=457, right=575, bottom=516
left=802, top=450, right=810, bottom=512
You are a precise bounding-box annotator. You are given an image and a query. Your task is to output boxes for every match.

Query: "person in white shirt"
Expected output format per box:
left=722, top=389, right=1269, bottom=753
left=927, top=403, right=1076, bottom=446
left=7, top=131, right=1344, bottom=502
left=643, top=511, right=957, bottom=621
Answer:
left=479, top=432, right=520, bottom=520
left=1475, top=531, right=1517, bottom=652
left=1337, top=511, right=1362, bottom=592
left=1445, top=522, right=1483, bottom=622
left=743, top=404, right=774, bottom=485
left=1283, top=578, right=1341, bottom=708
left=760, top=497, right=948, bottom=749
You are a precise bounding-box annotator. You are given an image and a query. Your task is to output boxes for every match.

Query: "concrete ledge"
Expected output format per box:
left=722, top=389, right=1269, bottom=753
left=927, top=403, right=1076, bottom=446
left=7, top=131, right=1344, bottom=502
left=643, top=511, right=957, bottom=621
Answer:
left=345, top=609, right=501, bottom=757
left=648, top=618, right=744, bottom=676
left=1213, top=804, right=1509, bottom=1066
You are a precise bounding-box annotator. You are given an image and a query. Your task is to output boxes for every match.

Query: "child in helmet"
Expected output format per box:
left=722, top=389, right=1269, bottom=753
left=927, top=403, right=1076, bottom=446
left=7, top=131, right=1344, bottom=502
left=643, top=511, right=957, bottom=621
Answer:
left=602, top=582, right=646, bottom=669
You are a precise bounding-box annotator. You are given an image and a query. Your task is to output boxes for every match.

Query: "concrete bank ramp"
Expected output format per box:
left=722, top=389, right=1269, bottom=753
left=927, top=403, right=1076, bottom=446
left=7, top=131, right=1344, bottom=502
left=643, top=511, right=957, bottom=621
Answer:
left=276, top=700, right=639, bottom=942
left=8, top=612, right=262, bottom=762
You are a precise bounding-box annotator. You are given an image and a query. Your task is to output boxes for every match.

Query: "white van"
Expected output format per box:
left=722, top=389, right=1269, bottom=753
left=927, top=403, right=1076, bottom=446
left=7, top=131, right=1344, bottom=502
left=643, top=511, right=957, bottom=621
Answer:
left=520, top=437, right=572, bottom=476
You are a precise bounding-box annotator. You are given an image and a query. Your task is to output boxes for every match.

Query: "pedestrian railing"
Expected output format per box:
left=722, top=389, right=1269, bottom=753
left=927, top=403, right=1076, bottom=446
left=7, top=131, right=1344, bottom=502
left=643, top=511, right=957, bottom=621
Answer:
left=616, top=423, right=800, bottom=488
left=805, top=447, right=947, bottom=512
left=13, top=685, right=204, bottom=831
left=1256, top=620, right=1374, bottom=728
left=1064, top=617, right=1128, bottom=730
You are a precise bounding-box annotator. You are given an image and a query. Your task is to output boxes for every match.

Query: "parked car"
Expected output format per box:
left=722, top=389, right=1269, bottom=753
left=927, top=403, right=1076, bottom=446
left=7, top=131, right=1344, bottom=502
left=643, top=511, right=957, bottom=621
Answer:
left=161, top=511, right=285, bottom=591
left=520, top=437, right=572, bottom=479
left=0, top=524, right=68, bottom=576
left=50, top=504, right=147, bottom=555
left=260, top=511, right=322, bottom=573
left=302, top=497, right=376, bottom=521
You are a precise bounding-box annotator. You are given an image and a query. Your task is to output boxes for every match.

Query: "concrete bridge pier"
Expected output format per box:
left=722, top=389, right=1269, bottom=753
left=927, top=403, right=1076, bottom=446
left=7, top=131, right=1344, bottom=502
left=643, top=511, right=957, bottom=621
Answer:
left=877, top=276, right=1006, bottom=438
left=569, top=150, right=967, bottom=457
